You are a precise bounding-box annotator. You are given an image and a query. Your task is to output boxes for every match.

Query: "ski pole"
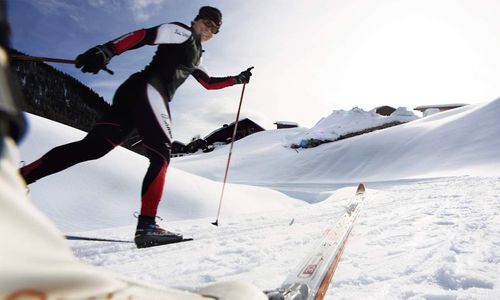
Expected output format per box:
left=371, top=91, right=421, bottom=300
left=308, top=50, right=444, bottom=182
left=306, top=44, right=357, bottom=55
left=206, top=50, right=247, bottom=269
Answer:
left=10, top=53, right=114, bottom=75
left=212, top=75, right=251, bottom=226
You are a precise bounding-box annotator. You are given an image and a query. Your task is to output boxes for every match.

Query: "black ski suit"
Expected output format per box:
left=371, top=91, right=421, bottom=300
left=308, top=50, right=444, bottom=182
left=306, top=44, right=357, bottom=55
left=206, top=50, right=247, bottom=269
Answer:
left=21, top=22, right=236, bottom=217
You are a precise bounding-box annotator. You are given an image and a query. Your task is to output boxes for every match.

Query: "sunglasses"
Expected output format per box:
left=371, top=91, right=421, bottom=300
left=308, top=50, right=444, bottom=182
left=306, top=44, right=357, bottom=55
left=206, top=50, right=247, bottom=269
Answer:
left=203, top=19, right=220, bottom=34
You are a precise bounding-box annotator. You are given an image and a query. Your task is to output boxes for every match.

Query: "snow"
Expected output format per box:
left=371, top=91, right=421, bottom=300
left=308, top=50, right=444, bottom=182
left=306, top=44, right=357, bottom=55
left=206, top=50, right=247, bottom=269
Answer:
left=20, top=114, right=305, bottom=232
left=173, top=100, right=500, bottom=185
left=17, top=98, right=500, bottom=299
left=414, top=103, right=468, bottom=110
left=286, top=106, right=418, bottom=147
left=423, top=108, right=442, bottom=117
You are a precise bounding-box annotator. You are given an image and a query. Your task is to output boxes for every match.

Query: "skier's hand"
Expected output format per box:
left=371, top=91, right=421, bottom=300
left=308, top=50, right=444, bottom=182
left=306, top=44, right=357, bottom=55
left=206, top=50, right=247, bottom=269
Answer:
left=75, top=44, right=114, bottom=74
left=234, top=67, right=254, bottom=84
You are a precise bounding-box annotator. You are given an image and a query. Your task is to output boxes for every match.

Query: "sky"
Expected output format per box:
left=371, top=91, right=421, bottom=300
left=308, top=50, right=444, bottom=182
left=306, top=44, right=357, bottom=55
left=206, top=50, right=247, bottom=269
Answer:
left=7, top=0, right=500, bottom=142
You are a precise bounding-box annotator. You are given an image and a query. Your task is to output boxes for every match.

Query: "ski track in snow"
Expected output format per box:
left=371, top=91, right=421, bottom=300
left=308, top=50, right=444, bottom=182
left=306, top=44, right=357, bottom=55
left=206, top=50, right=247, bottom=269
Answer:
left=69, top=176, right=500, bottom=299
left=69, top=195, right=350, bottom=292
left=331, top=176, right=500, bottom=299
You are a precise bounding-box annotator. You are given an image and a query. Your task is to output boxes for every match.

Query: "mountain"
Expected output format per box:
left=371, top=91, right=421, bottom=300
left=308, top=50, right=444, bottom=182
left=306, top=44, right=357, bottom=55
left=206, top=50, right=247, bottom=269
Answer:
left=8, top=49, right=151, bottom=154
left=9, top=49, right=110, bottom=132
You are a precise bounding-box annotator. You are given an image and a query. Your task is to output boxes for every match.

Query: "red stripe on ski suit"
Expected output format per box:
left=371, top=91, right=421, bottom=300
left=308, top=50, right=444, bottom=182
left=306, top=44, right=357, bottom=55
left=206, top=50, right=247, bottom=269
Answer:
left=192, top=69, right=235, bottom=90
left=140, top=152, right=168, bottom=217
left=111, top=29, right=148, bottom=54
left=20, top=158, right=44, bottom=181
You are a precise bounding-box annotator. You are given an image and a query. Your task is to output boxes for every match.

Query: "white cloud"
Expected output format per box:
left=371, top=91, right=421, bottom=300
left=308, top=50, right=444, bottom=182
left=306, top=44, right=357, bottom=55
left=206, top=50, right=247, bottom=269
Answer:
left=129, top=0, right=167, bottom=22
left=88, top=0, right=107, bottom=7
left=209, top=0, right=500, bottom=131
left=28, top=0, right=80, bottom=16
left=87, top=0, right=121, bottom=10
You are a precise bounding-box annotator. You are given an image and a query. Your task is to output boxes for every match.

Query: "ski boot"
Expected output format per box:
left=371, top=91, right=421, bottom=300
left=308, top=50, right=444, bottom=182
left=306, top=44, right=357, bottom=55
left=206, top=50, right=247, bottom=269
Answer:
left=134, top=215, right=183, bottom=249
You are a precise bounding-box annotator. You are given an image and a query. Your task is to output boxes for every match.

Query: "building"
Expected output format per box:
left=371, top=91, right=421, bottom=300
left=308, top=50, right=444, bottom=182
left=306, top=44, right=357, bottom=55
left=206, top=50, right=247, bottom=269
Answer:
left=375, top=106, right=396, bottom=116
left=274, top=121, right=298, bottom=129
left=414, top=103, right=467, bottom=117
left=205, top=118, right=265, bottom=145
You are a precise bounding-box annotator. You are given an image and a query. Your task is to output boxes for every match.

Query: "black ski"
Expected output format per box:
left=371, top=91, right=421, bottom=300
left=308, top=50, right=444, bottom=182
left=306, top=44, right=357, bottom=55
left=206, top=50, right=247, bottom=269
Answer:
left=65, top=235, right=134, bottom=243
left=65, top=235, right=193, bottom=245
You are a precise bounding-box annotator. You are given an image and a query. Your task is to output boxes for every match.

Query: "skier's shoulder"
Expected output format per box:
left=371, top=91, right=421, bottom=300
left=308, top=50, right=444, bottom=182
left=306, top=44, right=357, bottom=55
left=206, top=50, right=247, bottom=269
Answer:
left=155, top=22, right=192, bottom=44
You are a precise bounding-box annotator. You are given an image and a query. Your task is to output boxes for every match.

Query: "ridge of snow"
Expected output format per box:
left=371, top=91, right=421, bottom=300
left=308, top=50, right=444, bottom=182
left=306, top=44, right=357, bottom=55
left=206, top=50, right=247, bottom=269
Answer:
left=290, top=106, right=418, bottom=145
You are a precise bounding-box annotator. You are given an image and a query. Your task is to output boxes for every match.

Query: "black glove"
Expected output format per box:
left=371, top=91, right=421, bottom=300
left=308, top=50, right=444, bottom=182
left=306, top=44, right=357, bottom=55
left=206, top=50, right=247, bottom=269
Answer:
left=75, top=44, right=114, bottom=74
left=234, top=67, right=254, bottom=84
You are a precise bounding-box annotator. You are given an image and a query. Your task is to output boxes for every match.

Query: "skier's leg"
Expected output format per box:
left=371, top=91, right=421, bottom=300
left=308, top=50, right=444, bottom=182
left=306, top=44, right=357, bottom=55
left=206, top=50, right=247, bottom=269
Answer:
left=132, top=84, right=182, bottom=248
left=135, top=84, right=173, bottom=218
left=20, top=85, right=134, bottom=184
left=139, top=144, right=170, bottom=217
left=20, top=132, right=113, bottom=184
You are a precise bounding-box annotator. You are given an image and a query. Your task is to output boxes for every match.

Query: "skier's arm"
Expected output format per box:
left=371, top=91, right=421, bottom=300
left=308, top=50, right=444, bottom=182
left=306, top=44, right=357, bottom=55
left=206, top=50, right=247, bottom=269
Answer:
left=105, top=28, right=156, bottom=54
left=192, top=66, right=254, bottom=90
left=75, top=23, right=191, bottom=74
left=106, top=22, right=191, bottom=54
left=191, top=67, right=236, bottom=90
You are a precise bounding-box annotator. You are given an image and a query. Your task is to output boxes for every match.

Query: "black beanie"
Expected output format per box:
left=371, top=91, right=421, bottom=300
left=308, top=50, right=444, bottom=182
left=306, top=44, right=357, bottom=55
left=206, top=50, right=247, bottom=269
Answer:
left=196, top=6, right=222, bottom=27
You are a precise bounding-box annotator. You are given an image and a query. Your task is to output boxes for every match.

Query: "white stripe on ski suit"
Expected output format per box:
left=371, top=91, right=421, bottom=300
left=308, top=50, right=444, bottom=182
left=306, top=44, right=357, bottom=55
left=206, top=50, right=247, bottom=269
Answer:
left=146, top=84, right=173, bottom=142
left=154, top=22, right=206, bottom=71
left=154, top=23, right=191, bottom=44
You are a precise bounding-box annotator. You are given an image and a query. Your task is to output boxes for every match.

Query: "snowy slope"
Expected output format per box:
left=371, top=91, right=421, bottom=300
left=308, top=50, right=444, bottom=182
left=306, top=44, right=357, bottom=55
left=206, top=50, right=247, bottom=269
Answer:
left=16, top=99, right=500, bottom=299
left=173, top=99, right=500, bottom=183
left=69, top=177, right=500, bottom=299
left=18, top=114, right=305, bottom=232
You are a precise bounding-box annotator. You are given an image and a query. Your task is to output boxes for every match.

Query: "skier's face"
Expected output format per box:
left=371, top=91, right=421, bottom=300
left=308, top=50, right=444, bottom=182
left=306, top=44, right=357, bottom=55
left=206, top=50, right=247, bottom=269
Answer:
left=193, top=19, right=218, bottom=42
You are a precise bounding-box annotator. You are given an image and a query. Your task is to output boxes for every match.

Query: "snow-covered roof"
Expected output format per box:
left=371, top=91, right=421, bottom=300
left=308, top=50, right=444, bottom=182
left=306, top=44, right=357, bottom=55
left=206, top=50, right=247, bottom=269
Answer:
left=203, top=118, right=264, bottom=140
left=274, top=121, right=298, bottom=126
left=414, top=103, right=467, bottom=111
left=172, top=141, right=186, bottom=146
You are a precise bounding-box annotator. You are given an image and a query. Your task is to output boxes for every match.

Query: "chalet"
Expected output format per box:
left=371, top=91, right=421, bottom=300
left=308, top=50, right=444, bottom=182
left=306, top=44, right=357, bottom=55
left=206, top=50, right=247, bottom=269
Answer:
left=274, top=121, right=298, bottom=129
left=205, top=118, right=265, bottom=145
left=375, top=106, right=396, bottom=116
left=414, top=103, right=467, bottom=117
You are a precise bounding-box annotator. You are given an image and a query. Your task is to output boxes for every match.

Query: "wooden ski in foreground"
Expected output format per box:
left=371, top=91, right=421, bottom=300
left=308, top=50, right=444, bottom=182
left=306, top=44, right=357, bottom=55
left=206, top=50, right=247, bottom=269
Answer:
left=267, top=183, right=366, bottom=300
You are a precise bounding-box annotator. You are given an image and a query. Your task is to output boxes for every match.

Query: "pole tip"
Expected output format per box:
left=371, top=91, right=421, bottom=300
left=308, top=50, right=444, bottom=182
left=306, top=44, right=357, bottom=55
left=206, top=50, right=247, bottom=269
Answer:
left=211, top=220, right=219, bottom=226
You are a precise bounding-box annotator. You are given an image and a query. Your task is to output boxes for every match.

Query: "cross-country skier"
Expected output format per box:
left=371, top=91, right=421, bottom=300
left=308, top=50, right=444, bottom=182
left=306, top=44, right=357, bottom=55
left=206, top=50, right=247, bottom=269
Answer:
left=19, top=6, right=253, bottom=248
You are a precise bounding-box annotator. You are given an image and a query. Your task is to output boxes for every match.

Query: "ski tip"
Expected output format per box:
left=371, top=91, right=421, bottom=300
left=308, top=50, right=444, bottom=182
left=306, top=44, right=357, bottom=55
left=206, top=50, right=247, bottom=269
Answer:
left=356, top=183, right=366, bottom=195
